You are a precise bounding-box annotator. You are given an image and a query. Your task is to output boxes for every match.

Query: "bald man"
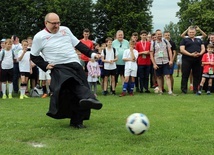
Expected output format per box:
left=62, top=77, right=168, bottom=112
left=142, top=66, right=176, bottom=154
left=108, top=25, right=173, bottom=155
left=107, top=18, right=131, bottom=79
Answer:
left=30, top=12, right=102, bottom=129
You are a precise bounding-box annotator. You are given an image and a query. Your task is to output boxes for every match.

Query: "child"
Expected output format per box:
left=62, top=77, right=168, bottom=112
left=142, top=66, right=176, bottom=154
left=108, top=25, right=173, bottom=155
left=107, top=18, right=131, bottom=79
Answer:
left=120, top=40, right=139, bottom=96
left=101, top=37, right=118, bottom=95
left=18, top=39, right=31, bottom=99
left=0, top=39, right=14, bottom=99
left=87, top=58, right=100, bottom=97
left=197, top=44, right=214, bottom=95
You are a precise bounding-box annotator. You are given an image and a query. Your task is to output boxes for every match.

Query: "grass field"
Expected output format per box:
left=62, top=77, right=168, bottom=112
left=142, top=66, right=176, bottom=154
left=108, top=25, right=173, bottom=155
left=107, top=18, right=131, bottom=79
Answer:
left=0, top=75, right=213, bottom=155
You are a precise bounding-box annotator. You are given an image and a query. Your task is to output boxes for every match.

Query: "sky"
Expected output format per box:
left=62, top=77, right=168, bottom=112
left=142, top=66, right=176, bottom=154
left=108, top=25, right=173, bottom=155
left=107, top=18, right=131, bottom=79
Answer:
left=151, top=0, right=180, bottom=31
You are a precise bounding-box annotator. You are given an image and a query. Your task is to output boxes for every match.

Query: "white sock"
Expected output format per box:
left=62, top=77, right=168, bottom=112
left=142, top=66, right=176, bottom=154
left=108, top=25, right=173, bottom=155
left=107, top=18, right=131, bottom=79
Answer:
left=2, top=83, right=6, bottom=95
left=20, top=87, right=25, bottom=95
left=8, top=83, right=13, bottom=94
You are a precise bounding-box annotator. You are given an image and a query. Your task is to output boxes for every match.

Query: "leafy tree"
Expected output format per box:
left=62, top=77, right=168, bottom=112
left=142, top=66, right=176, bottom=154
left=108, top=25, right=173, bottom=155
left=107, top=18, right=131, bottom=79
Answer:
left=0, top=0, right=94, bottom=40
left=93, top=0, right=153, bottom=43
left=176, top=0, right=214, bottom=35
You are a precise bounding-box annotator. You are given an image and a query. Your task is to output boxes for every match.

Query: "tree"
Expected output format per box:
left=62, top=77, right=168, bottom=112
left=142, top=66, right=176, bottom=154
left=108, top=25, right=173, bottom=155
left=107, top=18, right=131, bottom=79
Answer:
left=176, top=0, right=214, bottom=35
left=93, top=0, right=153, bottom=43
left=0, top=0, right=94, bottom=40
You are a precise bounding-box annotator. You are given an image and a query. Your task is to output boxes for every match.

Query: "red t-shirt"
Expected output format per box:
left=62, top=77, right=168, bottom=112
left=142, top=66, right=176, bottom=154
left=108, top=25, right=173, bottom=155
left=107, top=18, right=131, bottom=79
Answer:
left=80, top=39, right=94, bottom=61
left=202, top=53, right=214, bottom=73
left=135, top=41, right=151, bottom=65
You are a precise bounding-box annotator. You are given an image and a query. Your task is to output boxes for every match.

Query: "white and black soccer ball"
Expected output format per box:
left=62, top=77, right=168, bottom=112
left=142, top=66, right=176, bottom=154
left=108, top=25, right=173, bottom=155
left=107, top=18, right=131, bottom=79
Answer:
left=126, top=113, right=150, bottom=135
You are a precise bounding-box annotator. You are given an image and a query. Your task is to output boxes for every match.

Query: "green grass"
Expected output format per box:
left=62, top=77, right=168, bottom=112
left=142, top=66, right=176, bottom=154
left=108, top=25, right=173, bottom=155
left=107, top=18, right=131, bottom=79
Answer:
left=0, top=76, right=213, bottom=155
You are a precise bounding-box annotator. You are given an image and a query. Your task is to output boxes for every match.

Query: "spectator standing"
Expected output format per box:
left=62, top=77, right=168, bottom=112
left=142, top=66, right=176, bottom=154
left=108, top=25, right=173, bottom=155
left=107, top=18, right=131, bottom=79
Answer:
left=119, top=40, right=138, bottom=96
left=112, top=30, right=129, bottom=86
left=180, top=26, right=205, bottom=94
left=101, top=37, right=118, bottom=95
left=11, top=35, right=22, bottom=94
left=17, top=39, right=31, bottom=99
left=80, top=28, right=94, bottom=74
left=150, top=29, right=176, bottom=95
left=135, top=30, right=151, bottom=93
left=197, top=44, right=214, bottom=95
left=87, top=58, right=100, bottom=97
left=0, top=39, right=14, bottom=99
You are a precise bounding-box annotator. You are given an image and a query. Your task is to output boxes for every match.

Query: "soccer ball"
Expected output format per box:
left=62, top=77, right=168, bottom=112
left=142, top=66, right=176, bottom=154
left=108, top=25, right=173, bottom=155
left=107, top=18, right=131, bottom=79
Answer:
left=126, top=113, right=150, bottom=135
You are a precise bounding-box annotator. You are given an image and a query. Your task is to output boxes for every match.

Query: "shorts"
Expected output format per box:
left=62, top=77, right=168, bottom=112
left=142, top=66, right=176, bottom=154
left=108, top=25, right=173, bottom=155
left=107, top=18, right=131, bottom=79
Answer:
left=39, top=69, right=51, bottom=80
left=20, top=72, right=31, bottom=78
left=1, top=68, right=13, bottom=82
left=116, top=65, right=125, bottom=75
left=103, top=69, right=117, bottom=77
left=202, top=73, right=214, bottom=79
left=155, top=63, right=171, bottom=76
left=124, top=69, right=137, bottom=77
left=29, top=66, right=39, bottom=79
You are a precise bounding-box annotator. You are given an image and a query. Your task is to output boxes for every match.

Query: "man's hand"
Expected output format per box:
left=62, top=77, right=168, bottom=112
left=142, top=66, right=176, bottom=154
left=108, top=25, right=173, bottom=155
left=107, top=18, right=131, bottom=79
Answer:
left=46, top=64, right=54, bottom=70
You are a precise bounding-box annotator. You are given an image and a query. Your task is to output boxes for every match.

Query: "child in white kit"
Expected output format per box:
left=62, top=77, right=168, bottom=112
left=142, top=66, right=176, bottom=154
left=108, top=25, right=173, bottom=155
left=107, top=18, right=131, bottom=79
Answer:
left=87, top=58, right=100, bottom=97
left=0, top=39, right=14, bottom=99
left=120, top=40, right=139, bottom=96
left=18, top=39, right=31, bottom=99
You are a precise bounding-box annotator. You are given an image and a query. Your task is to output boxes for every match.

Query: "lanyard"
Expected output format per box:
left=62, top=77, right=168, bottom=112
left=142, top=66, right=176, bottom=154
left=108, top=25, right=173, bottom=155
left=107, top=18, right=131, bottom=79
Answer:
left=207, top=53, right=213, bottom=62
left=141, top=41, right=147, bottom=51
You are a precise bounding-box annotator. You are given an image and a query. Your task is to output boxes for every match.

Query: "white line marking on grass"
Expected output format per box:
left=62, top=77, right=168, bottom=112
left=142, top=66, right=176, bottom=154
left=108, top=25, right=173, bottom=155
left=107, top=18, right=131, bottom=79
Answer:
left=30, top=142, right=46, bottom=148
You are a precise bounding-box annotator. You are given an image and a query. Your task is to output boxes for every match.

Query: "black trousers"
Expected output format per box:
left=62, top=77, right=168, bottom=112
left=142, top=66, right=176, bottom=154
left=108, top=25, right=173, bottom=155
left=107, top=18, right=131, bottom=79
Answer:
left=181, top=57, right=201, bottom=93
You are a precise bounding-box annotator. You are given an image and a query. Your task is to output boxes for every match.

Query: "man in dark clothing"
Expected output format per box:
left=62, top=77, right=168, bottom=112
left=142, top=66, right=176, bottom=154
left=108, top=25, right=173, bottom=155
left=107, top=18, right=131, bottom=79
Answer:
left=180, top=26, right=205, bottom=94
left=30, top=12, right=102, bottom=129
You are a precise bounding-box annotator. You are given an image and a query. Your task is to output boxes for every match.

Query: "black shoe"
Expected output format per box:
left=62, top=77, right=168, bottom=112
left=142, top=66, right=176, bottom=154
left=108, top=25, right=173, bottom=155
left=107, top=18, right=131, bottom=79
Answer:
left=70, top=123, right=86, bottom=129
left=181, top=90, right=187, bottom=94
left=145, top=90, right=151, bottom=93
left=79, top=98, right=102, bottom=110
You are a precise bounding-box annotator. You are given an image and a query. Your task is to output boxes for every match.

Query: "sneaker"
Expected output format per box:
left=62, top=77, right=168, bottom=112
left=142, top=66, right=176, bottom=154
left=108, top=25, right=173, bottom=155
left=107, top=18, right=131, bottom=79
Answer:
left=129, top=92, right=134, bottom=96
left=24, top=95, right=29, bottom=98
left=197, top=90, right=202, bottom=95
left=207, top=91, right=211, bottom=95
left=112, top=91, right=116, bottom=95
left=8, top=94, right=13, bottom=99
left=168, top=93, right=178, bottom=96
left=158, top=92, right=163, bottom=95
left=41, top=93, right=48, bottom=98
left=2, top=94, right=7, bottom=99
left=190, top=85, right=193, bottom=91
left=119, top=92, right=126, bottom=97
left=20, top=95, right=24, bottom=99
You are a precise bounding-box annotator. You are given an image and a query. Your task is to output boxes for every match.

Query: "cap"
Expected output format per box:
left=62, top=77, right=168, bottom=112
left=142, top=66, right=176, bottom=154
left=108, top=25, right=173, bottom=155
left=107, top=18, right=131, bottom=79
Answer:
left=1, top=38, right=6, bottom=42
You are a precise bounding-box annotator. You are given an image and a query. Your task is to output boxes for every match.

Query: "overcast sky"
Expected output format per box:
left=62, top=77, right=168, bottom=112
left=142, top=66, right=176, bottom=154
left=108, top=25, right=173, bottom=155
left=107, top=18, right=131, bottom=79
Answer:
left=151, top=0, right=180, bottom=31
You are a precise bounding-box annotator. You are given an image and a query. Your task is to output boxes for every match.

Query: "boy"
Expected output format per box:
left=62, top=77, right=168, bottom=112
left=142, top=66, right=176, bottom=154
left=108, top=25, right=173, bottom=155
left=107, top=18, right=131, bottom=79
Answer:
left=120, top=40, right=139, bottom=96
left=18, top=39, right=31, bottom=99
left=101, top=37, right=118, bottom=95
left=0, top=39, right=14, bottom=99
left=197, top=44, right=214, bottom=95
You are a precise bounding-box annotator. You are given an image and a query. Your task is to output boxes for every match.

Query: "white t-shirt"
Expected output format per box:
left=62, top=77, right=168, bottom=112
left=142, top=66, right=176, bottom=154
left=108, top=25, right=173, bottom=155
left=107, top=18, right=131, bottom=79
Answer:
left=0, top=49, right=14, bottom=69
left=101, top=47, right=118, bottom=70
left=123, top=49, right=138, bottom=71
left=18, top=50, right=31, bottom=72
left=31, top=26, right=85, bottom=65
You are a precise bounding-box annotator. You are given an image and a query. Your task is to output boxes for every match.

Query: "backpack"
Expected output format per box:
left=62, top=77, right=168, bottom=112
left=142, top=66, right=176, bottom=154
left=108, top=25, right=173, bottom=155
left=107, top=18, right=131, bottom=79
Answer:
left=103, top=48, right=116, bottom=59
left=0, top=49, right=15, bottom=61
left=30, top=87, right=43, bottom=97
left=153, top=39, right=169, bottom=60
